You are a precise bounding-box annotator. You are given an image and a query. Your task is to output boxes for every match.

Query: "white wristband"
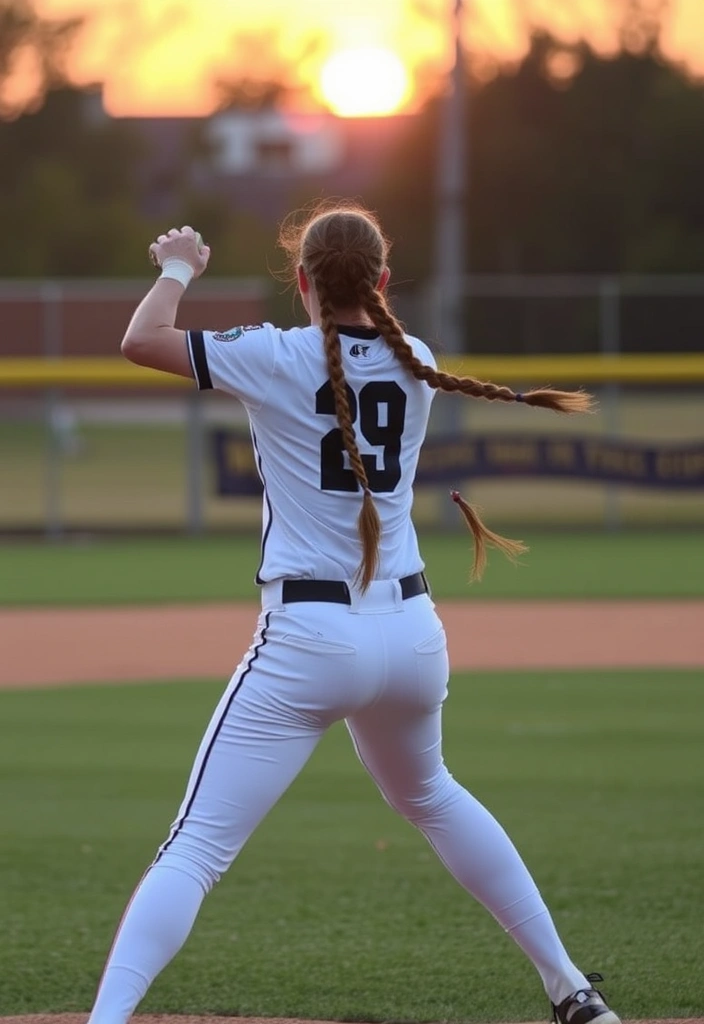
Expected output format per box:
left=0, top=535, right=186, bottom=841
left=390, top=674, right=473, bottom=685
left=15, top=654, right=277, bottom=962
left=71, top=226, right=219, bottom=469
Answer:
left=159, top=258, right=195, bottom=289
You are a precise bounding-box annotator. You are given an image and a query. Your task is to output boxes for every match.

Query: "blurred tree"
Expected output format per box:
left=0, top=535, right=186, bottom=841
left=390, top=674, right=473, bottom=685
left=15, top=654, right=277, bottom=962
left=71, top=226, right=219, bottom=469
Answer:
left=216, top=76, right=290, bottom=112
left=618, top=0, right=669, bottom=55
left=372, top=2, right=704, bottom=278
left=214, top=28, right=323, bottom=112
left=0, top=82, right=156, bottom=275
left=468, top=28, right=704, bottom=273
left=0, top=4, right=302, bottom=277
left=3, top=0, right=704, bottom=293
left=0, top=1, right=158, bottom=275
left=0, top=0, right=80, bottom=117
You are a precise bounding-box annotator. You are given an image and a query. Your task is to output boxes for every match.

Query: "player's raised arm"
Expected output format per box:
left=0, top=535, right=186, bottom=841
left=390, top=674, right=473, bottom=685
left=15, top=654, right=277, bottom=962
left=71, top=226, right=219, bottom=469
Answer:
left=120, top=226, right=211, bottom=379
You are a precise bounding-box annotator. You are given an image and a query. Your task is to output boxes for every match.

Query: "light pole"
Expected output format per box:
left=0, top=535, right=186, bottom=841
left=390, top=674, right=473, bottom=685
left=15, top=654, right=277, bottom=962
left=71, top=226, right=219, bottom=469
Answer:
left=432, top=0, right=468, bottom=522
left=433, top=0, right=467, bottom=356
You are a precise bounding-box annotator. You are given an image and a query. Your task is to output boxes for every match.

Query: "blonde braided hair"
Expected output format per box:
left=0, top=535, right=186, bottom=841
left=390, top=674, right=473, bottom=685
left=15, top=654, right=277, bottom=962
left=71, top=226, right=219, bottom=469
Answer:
left=317, top=291, right=381, bottom=591
left=357, top=279, right=591, bottom=413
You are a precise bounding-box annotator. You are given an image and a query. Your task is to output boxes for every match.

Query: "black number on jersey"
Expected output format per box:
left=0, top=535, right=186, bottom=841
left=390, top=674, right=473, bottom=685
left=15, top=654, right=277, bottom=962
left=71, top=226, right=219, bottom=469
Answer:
left=315, top=380, right=407, bottom=493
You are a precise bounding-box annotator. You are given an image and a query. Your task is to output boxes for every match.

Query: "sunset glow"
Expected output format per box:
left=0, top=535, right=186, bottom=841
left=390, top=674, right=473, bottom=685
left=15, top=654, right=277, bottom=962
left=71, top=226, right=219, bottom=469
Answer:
left=16, top=0, right=704, bottom=118
left=319, top=47, right=411, bottom=118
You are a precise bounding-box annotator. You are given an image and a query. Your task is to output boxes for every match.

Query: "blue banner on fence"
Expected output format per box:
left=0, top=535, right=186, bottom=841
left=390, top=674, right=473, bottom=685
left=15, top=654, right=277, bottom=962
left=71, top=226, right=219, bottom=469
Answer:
left=212, top=430, right=704, bottom=495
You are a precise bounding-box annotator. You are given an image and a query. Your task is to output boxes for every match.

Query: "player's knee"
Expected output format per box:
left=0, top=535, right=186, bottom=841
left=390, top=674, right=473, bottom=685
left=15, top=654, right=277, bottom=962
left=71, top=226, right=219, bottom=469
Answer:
left=155, top=848, right=221, bottom=893
left=156, top=830, right=238, bottom=892
left=384, top=768, right=460, bottom=824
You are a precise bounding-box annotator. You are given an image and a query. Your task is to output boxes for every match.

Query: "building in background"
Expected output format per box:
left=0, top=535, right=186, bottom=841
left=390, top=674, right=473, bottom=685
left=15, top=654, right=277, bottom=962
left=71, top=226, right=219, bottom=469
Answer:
left=105, top=95, right=414, bottom=222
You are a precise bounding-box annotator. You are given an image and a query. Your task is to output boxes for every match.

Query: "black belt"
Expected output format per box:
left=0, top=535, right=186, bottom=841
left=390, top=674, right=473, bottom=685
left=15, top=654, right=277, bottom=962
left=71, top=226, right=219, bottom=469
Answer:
left=281, top=571, right=429, bottom=605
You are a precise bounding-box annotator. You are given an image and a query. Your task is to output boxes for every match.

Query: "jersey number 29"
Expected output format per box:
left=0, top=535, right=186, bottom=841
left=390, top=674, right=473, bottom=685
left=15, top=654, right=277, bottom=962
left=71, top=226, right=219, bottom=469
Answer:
left=316, top=380, right=407, bottom=493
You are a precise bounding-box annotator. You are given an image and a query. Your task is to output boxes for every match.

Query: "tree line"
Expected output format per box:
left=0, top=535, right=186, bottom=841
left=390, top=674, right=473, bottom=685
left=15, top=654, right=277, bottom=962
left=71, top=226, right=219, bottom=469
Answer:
left=2, top=0, right=704, bottom=351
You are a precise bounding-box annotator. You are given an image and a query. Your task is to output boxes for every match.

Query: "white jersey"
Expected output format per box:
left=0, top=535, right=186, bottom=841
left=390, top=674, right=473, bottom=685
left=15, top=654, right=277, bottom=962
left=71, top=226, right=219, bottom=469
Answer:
left=186, top=322, right=437, bottom=584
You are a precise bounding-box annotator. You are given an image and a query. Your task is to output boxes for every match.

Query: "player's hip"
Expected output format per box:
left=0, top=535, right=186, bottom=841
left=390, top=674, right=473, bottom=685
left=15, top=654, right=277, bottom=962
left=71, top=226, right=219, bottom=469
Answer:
left=254, top=576, right=448, bottom=712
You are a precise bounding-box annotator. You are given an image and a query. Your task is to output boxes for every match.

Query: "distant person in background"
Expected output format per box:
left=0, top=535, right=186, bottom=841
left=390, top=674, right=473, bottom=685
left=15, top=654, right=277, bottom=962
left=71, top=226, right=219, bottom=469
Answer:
left=86, top=203, right=620, bottom=1024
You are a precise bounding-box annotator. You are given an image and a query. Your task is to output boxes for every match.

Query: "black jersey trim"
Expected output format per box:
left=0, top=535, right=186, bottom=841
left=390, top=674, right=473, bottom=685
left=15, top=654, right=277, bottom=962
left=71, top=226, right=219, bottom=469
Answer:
left=336, top=324, right=379, bottom=339
left=152, top=612, right=271, bottom=864
left=252, top=428, right=273, bottom=585
left=188, top=330, right=213, bottom=390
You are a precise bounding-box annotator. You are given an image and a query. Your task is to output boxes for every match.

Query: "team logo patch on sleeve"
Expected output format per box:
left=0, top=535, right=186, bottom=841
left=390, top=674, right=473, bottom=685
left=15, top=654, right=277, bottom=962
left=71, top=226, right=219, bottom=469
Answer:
left=212, top=324, right=263, bottom=342
left=212, top=327, right=244, bottom=342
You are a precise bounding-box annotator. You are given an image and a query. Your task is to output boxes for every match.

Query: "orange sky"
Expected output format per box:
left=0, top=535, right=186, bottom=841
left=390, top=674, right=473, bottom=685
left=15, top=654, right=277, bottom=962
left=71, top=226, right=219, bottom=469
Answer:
left=9, top=0, right=704, bottom=116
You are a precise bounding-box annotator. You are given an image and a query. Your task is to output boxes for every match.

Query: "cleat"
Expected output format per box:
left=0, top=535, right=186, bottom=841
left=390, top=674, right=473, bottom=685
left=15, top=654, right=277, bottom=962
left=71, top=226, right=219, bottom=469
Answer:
left=552, top=972, right=621, bottom=1024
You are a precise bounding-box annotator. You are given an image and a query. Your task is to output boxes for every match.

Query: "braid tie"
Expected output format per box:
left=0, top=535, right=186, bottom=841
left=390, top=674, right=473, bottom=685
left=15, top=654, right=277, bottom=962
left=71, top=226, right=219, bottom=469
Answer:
left=359, top=280, right=593, bottom=413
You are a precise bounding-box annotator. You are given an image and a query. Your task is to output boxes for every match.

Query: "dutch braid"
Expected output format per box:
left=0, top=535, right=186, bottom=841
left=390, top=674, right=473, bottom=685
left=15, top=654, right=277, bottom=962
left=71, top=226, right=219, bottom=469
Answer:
left=318, top=288, right=381, bottom=592
left=358, top=280, right=592, bottom=414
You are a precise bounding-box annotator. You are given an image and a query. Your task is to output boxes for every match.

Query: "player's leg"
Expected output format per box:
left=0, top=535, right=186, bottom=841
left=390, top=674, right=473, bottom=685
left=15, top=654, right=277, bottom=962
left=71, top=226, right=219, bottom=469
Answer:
left=345, top=609, right=593, bottom=1009
left=88, top=613, right=338, bottom=1024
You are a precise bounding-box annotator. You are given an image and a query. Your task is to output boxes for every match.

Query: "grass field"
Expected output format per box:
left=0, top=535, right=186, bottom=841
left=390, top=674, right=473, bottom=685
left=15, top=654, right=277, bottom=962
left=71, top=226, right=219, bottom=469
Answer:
left=0, top=670, right=702, bottom=1020
left=1, top=530, right=703, bottom=606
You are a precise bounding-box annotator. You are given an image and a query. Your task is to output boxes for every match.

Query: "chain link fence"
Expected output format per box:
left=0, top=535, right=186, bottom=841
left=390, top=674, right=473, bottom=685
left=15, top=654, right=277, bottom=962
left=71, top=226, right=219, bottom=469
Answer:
left=1, top=277, right=703, bottom=536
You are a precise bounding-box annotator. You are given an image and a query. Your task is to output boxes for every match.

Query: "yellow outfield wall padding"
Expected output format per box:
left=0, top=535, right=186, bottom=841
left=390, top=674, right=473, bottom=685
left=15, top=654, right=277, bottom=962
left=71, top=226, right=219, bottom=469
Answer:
left=1, top=354, right=704, bottom=387
left=0, top=358, right=191, bottom=388
left=441, top=354, right=704, bottom=383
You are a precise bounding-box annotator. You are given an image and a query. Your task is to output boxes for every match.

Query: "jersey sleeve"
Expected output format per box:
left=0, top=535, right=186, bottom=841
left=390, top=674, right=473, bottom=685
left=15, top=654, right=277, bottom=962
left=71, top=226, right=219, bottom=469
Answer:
left=408, top=334, right=438, bottom=371
left=186, top=323, right=277, bottom=410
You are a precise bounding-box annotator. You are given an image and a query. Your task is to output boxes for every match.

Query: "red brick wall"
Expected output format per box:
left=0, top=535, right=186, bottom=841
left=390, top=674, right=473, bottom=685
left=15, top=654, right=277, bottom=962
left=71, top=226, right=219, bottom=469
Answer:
left=0, top=281, right=268, bottom=357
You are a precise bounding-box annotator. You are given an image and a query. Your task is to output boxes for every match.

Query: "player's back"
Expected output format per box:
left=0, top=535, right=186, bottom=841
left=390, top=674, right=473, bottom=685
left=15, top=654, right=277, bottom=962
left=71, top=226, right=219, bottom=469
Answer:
left=187, top=322, right=436, bottom=583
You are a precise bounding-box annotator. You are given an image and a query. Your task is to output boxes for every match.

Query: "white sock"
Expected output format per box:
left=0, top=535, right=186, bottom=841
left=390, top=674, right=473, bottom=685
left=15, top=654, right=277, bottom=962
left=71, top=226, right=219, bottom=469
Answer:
left=410, top=781, right=589, bottom=1005
left=499, top=891, right=590, bottom=1004
left=88, top=864, right=207, bottom=1024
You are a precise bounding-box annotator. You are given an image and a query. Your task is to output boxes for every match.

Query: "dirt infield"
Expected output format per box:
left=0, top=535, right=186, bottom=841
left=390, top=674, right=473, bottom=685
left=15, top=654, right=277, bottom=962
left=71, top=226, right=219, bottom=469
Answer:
left=1, top=599, right=703, bottom=689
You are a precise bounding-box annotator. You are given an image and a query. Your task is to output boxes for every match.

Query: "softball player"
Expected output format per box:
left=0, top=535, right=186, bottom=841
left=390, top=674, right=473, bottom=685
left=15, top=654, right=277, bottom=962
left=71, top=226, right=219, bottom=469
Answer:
left=87, top=205, right=620, bottom=1024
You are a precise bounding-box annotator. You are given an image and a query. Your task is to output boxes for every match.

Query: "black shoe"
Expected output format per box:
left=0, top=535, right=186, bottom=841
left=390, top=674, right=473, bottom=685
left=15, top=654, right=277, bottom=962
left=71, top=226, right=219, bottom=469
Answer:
left=552, top=973, right=621, bottom=1024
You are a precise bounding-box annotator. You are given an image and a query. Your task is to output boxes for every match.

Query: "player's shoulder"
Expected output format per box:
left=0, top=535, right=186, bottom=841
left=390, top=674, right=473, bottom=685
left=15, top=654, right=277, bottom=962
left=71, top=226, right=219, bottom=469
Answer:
left=277, top=323, right=321, bottom=344
left=271, top=323, right=329, bottom=362
left=207, top=322, right=276, bottom=344
left=214, top=322, right=320, bottom=348
left=403, top=332, right=438, bottom=370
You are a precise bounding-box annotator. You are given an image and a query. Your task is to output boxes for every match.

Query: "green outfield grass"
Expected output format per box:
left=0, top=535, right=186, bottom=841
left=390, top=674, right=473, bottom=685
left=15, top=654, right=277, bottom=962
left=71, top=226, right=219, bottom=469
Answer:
left=0, top=670, right=702, bottom=1019
left=1, top=530, right=703, bottom=606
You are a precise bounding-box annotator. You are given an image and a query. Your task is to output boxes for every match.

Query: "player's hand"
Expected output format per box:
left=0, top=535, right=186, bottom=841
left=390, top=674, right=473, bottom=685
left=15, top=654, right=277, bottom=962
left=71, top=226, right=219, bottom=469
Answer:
left=149, top=226, right=211, bottom=278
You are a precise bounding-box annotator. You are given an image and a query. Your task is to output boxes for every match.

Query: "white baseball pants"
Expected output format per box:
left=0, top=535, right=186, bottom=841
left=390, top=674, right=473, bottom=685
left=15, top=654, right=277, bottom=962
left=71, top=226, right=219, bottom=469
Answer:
left=88, top=580, right=589, bottom=1023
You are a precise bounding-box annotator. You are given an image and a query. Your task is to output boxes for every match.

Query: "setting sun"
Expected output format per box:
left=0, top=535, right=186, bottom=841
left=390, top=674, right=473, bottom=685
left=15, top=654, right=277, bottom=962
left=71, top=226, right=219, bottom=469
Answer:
left=19, top=1, right=704, bottom=118
left=319, top=47, right=411, bottom=118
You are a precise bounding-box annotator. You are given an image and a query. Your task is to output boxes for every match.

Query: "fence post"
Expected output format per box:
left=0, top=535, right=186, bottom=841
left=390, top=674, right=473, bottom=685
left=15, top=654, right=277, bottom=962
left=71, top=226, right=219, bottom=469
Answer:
left=42, top=282, right=63, bottom=539
left=599, top=277, right=621, bottom=531
left=185, top=388, right=205, bottom=534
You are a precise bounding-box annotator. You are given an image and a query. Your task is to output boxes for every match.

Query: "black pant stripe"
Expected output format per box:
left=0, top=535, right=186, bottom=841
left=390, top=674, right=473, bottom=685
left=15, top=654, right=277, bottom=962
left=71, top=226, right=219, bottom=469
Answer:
left=252, top=429, right=273, bottom=584
left=153, top=612, right=271, bottom=863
